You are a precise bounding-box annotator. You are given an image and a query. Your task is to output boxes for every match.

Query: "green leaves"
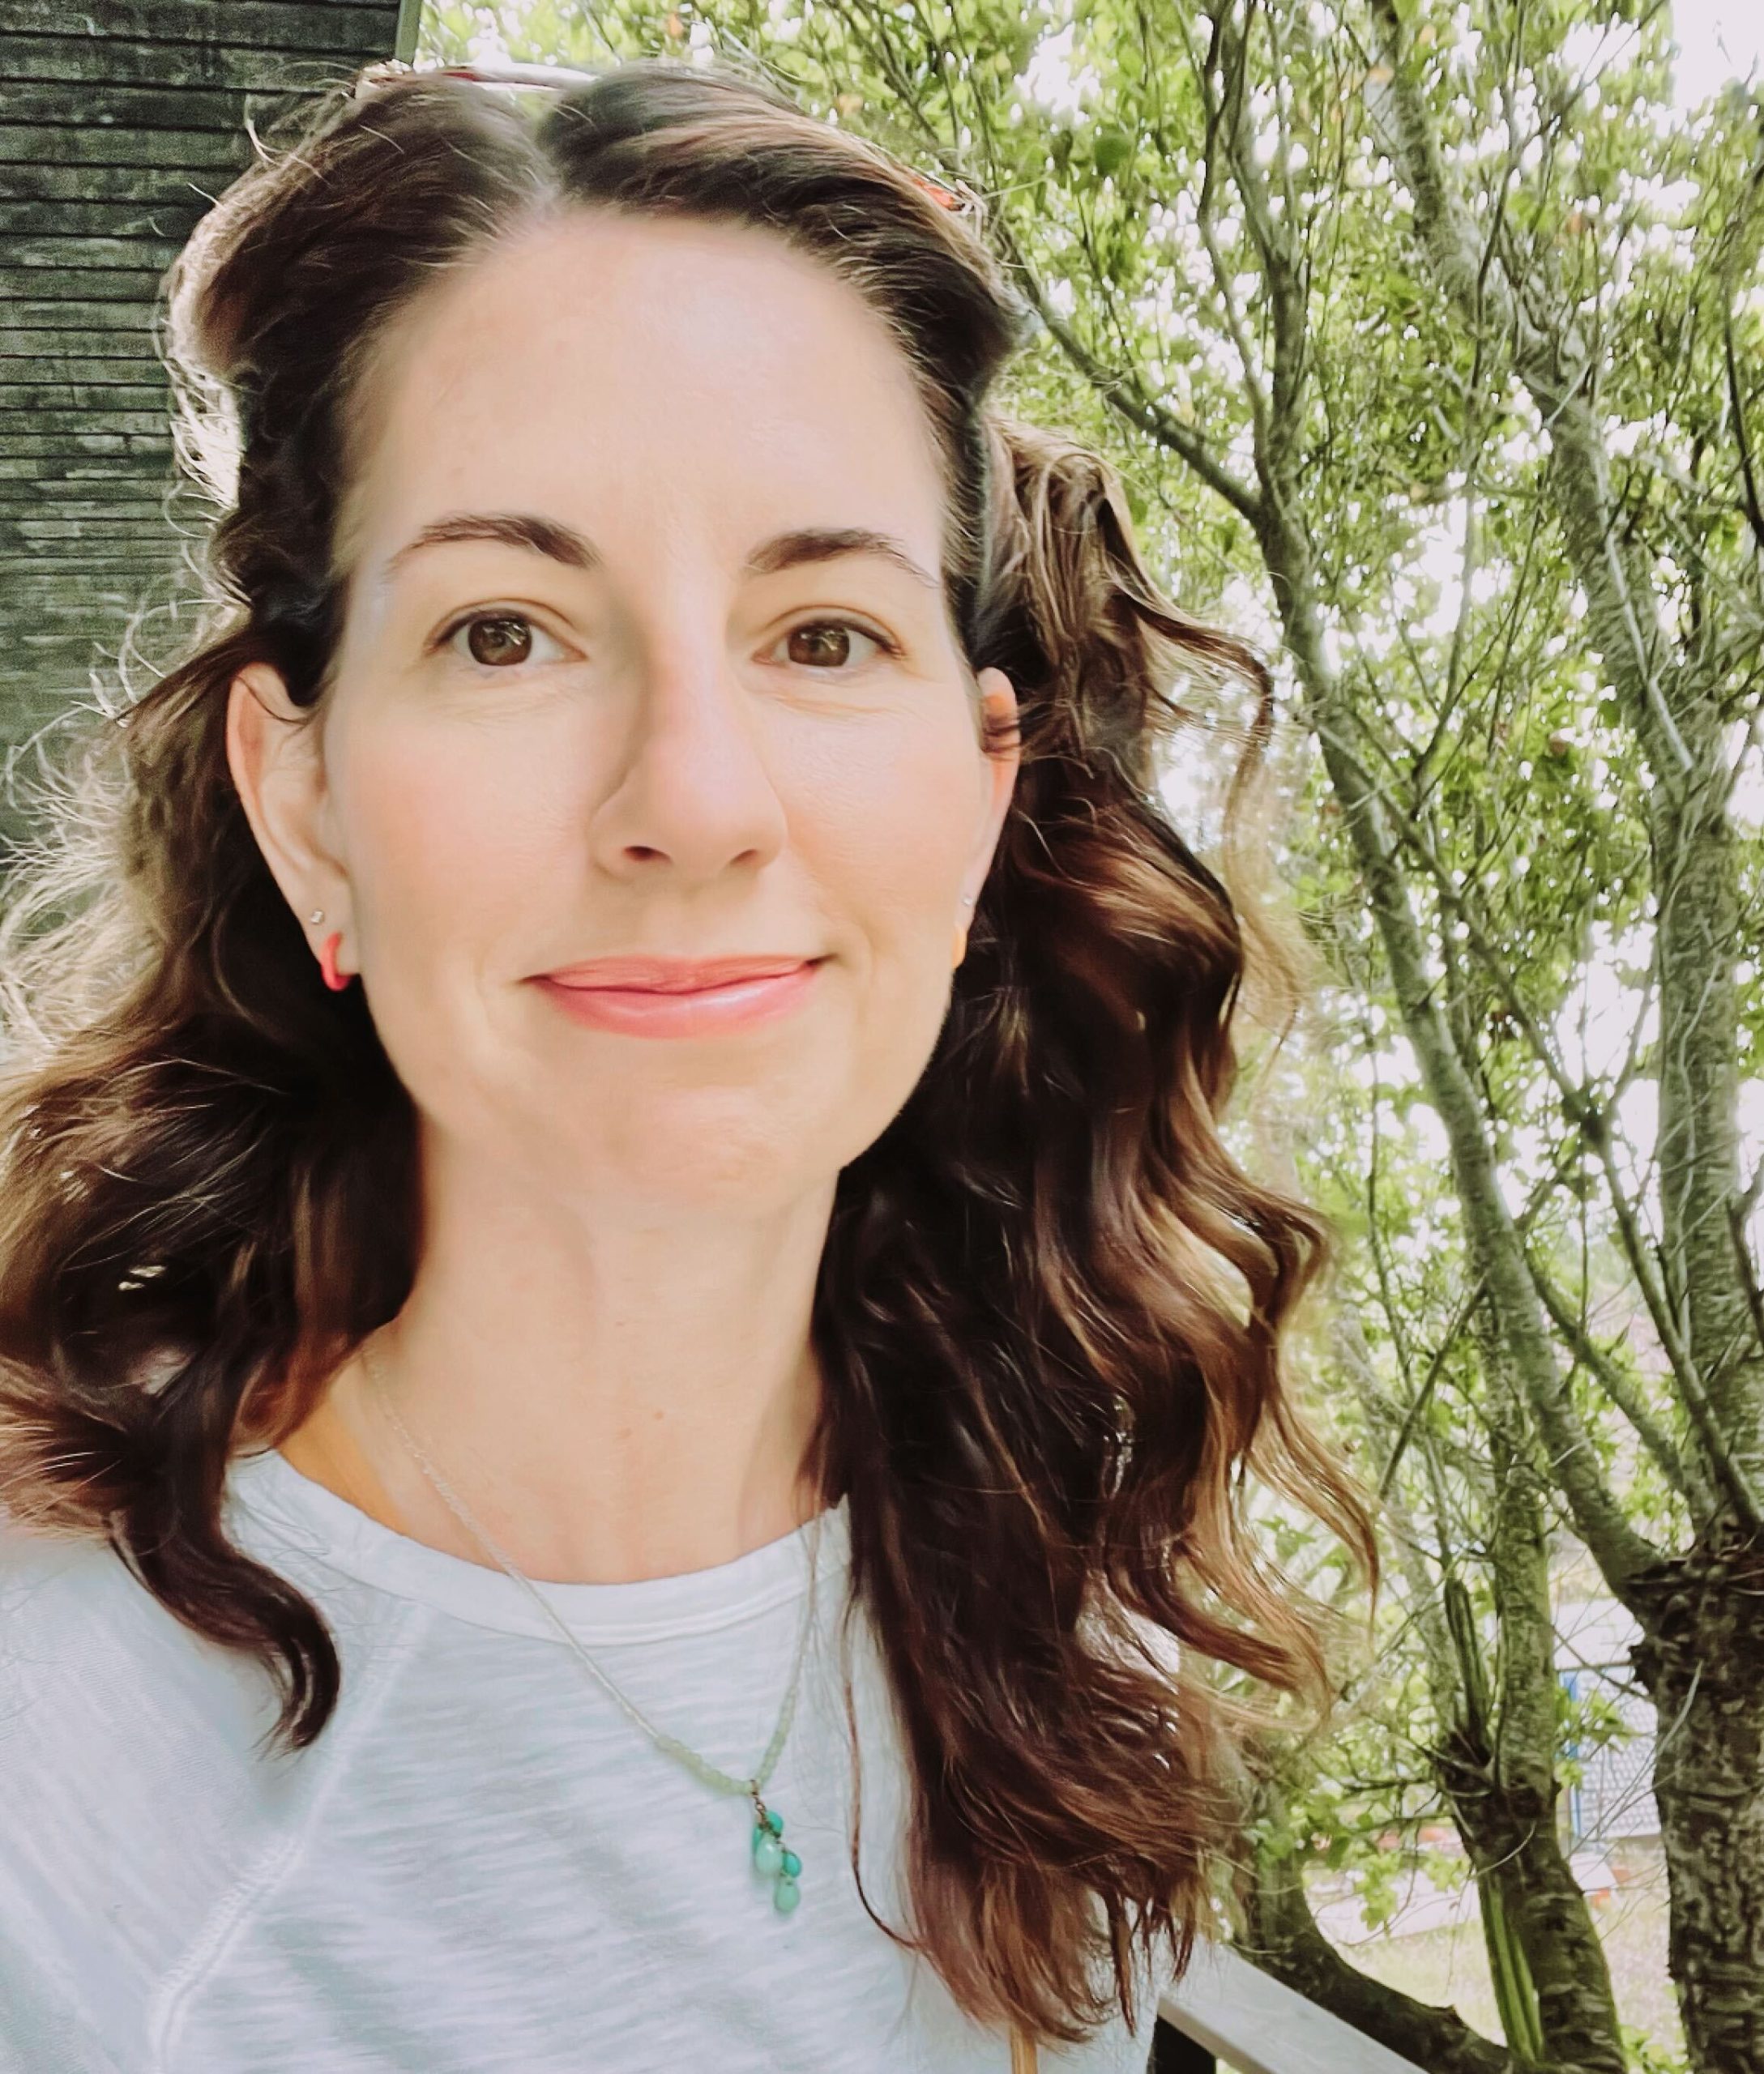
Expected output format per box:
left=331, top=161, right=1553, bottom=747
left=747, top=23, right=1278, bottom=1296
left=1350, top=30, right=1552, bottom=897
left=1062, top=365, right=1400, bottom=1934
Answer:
left=411, top=3, right=1754, bottom=2054
left=1092, top=125, right=1135, bottom=180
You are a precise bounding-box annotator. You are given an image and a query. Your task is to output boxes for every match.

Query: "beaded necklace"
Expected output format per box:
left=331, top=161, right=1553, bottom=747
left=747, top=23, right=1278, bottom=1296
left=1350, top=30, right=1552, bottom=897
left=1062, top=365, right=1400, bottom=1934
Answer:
left=360, top=1338, right=826, bottom=1914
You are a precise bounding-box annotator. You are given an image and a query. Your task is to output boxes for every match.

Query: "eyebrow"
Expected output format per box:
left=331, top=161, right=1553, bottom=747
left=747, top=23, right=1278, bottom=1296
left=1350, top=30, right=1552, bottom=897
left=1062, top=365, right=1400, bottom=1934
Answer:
left=378, top=513, right=941, bottom=595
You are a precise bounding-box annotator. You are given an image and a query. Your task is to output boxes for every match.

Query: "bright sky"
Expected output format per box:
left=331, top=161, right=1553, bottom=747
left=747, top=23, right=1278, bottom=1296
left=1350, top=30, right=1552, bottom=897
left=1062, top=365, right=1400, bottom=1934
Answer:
left=1672, top=0, right=1764, bottom=106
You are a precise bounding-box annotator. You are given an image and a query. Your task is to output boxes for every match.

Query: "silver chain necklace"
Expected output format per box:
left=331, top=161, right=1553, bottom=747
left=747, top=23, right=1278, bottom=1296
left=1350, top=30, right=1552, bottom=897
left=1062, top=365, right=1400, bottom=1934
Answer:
left=359, top=1338, right=825, bottom=1914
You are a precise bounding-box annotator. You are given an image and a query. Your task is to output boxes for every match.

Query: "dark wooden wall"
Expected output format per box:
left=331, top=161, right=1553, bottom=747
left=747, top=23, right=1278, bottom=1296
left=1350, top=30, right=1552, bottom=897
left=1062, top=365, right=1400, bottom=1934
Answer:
left=0, top=0, right=414, bottom=856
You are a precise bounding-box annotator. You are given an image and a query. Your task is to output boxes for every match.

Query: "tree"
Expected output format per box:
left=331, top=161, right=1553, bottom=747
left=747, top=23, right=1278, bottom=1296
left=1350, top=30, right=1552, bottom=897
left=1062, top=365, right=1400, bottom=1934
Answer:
left=417, top=2, right=1764, bottom=2063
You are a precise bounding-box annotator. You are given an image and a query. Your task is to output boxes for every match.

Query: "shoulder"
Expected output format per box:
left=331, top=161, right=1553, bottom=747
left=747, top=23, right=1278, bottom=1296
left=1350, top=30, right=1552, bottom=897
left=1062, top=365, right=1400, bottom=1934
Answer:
left=0, top=1493, right=300, bottom=1771
left=0, top=1509, right=142, bottom=1724
left=0, top=1505, right=302, bottom=2022
left=0, top=1509, right=280, bottom=2067
left=3, top=1503, right=171, bottom=1667
left=0, top=1500, right=293, bottom=1856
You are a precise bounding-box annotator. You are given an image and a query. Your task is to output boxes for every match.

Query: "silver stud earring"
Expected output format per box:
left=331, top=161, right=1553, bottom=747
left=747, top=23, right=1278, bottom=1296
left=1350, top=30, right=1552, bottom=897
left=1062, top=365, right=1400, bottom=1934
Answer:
left=309, top=909, right=325, bottom=925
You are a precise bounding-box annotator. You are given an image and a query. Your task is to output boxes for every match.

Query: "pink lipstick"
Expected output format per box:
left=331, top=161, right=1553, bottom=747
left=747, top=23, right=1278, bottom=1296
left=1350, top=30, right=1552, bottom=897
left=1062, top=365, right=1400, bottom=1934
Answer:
left=532, top=956, right=825, bottom=1038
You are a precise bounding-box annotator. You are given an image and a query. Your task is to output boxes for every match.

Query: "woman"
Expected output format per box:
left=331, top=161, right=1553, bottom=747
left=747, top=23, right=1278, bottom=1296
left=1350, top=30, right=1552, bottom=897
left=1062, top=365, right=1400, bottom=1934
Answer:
left=0, top=54, right=1368, bottom=2074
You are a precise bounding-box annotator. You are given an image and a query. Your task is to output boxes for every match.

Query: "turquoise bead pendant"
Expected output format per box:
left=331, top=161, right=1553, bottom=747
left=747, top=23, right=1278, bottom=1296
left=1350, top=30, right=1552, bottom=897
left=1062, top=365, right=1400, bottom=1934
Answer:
left=750, top=1796, right=803, bottom=1913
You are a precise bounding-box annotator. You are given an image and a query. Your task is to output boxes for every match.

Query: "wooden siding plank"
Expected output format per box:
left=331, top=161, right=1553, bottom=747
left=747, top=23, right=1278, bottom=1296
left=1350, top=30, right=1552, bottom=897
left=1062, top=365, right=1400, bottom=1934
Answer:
left=3, top=300, right=167, bottom=328
left=0, top=408, right=173, bottom=433
left=3, top=514, right=185, bottom=536
left=0, top=381, right=171, bottom=405
left=0, top=125, right=252, bottom=169
left=7, top=2, right=404, bottom=54
left=0, top=389, right=171, bottom=412
left=0, top=271, right=175, bottom=301
left=3, top=38, right=367, bottom=92
left=0, top=432, right=170, bottom=455
left=0, top=481, right=175, bottom=502
left=3, top=324, right=164, bottom=356
left=0, top=202, right=214, bottom=240
left=5, top=331, right=164, bottom=361
left=1, top=552, right=182, bottom=567
left=2, top=81, right=327, bottom=130
left=0, top=591, right=181, bottom=617
left=5, top=237, right=188, bottom=272
left=0, top=485, right=174, bottom=506
left=0, top=454, right=170, bottom=477
left=2, top=164, right=245, bottom=203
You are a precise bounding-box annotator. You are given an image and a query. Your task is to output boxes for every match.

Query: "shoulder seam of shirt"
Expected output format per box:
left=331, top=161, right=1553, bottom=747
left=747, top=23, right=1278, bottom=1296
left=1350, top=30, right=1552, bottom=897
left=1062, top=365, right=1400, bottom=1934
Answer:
left=143, top=1595, right=435, bottom=2074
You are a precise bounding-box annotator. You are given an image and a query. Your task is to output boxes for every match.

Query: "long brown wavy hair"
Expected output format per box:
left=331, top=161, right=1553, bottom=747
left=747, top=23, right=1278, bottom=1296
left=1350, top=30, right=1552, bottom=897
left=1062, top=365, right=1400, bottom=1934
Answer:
left=0, top=54, right=1371, bottom=2051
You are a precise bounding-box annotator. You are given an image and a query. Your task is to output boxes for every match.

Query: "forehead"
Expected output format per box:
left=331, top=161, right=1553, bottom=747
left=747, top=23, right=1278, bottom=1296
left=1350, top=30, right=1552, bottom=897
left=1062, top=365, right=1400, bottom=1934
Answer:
left=339, top=209, right=950, bottom=582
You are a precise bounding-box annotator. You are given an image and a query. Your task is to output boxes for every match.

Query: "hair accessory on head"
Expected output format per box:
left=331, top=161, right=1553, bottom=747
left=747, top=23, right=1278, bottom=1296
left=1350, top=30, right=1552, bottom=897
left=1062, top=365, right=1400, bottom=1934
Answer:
left=904, top=166, right=982, bottom=222
left=356, top=58, right=604, bottom=100
left=906, top=169, right=963, bottom=211
left=351, top=58, right=415, bottom=98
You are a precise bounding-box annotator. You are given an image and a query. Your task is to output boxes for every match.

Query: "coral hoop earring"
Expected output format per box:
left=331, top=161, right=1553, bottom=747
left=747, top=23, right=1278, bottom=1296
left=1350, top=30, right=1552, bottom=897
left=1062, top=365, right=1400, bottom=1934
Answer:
left=319, top=931, right=351, bottom=992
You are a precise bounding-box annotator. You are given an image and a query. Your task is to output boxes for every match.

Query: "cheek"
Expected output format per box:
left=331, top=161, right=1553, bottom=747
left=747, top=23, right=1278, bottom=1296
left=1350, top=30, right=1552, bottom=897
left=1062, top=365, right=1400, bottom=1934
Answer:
left=792, top=711, right=981, bottom=1149
left=334, top=689, right=984, bottom=988
left=794, top=708, right=981, bottom=941
left=342, top=711, right=570, bottom=955
left=326, top=690, right=983, bottom=1181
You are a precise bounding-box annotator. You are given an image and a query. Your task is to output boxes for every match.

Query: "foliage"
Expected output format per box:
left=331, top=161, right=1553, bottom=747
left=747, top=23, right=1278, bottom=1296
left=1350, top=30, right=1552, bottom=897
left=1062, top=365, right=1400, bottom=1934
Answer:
left=416, top=2, right=1764, bottom=2066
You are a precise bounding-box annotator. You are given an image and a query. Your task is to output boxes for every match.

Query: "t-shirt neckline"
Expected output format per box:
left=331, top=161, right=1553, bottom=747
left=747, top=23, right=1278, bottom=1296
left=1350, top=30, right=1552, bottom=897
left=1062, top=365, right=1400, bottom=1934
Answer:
left=224, top=1445, right=852, bottom=1645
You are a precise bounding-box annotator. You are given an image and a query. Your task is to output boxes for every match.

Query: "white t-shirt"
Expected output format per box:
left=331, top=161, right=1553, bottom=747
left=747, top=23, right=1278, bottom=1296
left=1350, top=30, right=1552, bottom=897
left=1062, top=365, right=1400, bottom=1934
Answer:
left=0, top=1446, right=1163, bottom=2072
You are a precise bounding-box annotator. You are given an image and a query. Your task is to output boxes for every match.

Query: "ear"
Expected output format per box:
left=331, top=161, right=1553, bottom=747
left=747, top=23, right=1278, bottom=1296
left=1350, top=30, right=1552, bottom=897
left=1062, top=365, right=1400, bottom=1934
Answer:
left=961, top=667, right=1021, bottom=906
left=224, top=663, right=348, bottom=950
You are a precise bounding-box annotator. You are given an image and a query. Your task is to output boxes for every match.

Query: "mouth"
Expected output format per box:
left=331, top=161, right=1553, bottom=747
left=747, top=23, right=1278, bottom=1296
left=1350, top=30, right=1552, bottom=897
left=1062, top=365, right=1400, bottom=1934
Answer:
left=540, top=955, right=823, bottom=993
left=530, top=957, right=827, bottom=1039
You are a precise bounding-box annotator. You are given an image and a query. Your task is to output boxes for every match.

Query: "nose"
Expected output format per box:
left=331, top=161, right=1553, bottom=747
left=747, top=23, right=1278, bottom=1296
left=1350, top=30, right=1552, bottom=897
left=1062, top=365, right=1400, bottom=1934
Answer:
left=587, top=629, right=790, bottom=890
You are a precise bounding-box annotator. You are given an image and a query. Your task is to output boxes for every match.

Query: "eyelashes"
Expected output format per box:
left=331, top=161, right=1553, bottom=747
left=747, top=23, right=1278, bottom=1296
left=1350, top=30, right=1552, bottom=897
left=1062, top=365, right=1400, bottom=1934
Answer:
left=431, top=612, right=570, bottom=672
left=775, top=618, right=903, bottom=672
left=430, top=609, right=904, bottom=676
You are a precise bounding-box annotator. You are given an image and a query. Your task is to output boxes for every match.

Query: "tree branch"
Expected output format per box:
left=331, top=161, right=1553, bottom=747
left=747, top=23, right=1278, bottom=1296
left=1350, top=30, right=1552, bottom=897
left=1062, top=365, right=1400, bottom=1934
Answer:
left=1233, top=1814, right=1518, bottom=2074
left=1521, top=1241, right=1694, bottom=1500
left=1364, top=0, right=1694, bottom=782
left=989, top=216, right=1265, bottom=525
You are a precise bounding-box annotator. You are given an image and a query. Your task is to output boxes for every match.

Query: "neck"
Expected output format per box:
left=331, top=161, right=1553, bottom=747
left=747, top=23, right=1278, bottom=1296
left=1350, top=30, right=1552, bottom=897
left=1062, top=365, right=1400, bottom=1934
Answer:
left=289, top=1133, right=836, bottom=1585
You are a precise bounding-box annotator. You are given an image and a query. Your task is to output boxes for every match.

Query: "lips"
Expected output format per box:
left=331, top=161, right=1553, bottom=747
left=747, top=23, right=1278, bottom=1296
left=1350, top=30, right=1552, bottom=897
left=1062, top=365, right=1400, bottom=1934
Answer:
left=540, top=955, right=819, bottom=993
left=533, top=957, right=823, bottom=1039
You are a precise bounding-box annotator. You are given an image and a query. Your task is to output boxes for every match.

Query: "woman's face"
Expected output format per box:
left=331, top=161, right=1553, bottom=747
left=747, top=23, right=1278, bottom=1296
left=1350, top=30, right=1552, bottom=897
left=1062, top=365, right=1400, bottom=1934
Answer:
left=229, top=210, right=1019, bottom=1211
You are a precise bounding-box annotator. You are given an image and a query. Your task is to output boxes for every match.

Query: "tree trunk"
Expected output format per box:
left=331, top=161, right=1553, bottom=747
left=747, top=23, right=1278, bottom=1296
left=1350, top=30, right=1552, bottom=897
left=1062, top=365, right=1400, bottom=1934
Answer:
left=1254, top=497, right=1630, bottom=2074
left=1434, top=1722, right=1628, bottom=2073
left=1348, top=19, right=1764, bottom=2064
left=1445, top=1325, right=1627, bottom=2073
left=1236, top=1820, right=1518, bottom=2074
left=1630, top=1542, right=1764, bottom=2074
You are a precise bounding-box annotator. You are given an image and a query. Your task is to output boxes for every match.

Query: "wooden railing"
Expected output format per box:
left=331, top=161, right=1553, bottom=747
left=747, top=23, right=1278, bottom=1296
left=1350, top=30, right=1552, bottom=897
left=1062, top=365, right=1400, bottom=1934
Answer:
left=1155, top=1944, right=1428, bottom=2074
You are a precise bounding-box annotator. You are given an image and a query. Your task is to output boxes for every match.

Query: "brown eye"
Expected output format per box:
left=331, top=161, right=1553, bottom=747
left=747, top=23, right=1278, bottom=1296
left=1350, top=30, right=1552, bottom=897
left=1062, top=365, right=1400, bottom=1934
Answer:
left=460, top=614, right=533, bottom=668
left=433, top=611, right=570, bottom=672
left=778, top=620, right=896, bottom=671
